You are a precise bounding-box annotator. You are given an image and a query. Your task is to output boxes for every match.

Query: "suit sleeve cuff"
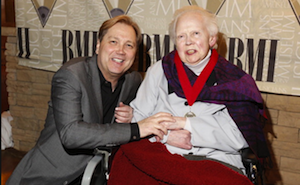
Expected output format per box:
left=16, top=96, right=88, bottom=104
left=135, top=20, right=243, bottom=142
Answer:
left=130, top=123, right=140, bottom=142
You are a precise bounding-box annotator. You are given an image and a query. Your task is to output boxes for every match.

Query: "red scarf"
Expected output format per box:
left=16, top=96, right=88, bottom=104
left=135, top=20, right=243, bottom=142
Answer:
left=174, top=49, right=218, bottom=106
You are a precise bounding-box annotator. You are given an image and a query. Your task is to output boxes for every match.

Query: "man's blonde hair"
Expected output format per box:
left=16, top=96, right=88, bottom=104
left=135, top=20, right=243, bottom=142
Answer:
left=98, top=15, right=142, bottom=45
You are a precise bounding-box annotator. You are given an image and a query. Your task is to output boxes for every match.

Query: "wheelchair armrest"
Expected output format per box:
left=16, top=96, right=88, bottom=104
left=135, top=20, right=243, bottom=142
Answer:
left=81, top=147, right=114, bottom=185
left=241, top=148, right=266, bottom=185
left=93, top=147, right=112, bottom=172
left=241, top=147, right=258, bottom=165
left=81, top=154, right=104, bottom=185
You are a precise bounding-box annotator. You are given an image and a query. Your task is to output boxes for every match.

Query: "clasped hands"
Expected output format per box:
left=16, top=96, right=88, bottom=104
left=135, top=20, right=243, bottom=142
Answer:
left=115, top=103, right=192, bottom=150
left=139, top=112, right=192, bottom=150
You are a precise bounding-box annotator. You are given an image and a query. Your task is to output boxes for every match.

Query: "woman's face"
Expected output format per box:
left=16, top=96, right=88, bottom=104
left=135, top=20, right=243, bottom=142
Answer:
left=175, top=12, right=216, bottom=65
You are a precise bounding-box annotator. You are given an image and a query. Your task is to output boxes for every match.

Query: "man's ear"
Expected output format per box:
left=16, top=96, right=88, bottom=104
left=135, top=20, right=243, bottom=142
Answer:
left=95, top=40, right=100, bottom=54
left=209, top=36, right=217, bottom=48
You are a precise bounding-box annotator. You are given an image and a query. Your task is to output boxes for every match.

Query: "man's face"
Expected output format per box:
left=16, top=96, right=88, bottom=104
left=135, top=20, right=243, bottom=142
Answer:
left=175, top=12, right=215, bottom=65
left=96, top=23, right=137, bottom=81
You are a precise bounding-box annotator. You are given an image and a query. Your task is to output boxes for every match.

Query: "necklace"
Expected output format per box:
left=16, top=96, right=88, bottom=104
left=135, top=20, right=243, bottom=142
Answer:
left=174, top=49, right=218, bottom=117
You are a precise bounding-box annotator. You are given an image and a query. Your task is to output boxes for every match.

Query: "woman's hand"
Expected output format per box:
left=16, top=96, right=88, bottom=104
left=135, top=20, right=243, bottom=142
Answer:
left=162, top=116, right=187, bottom=130
left=166, top=129, right=192, bottom=149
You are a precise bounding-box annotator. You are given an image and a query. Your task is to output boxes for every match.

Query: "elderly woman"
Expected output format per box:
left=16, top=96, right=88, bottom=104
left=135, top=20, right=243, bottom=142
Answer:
left=130, top=5, right=270, bottom=175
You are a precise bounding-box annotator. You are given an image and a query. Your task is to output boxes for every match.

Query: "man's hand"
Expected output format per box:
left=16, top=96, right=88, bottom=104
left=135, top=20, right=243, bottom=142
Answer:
left=138, top=112, right=175, bottom=140
left=162, top=116, right=186, bottom=130
left=166, top=129, right=192, bottom=149
left=115, top=102, right=133, bottom=123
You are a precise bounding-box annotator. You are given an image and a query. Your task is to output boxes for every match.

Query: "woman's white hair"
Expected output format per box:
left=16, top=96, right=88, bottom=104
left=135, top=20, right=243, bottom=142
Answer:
left=169, top=5, right=219, bottom=45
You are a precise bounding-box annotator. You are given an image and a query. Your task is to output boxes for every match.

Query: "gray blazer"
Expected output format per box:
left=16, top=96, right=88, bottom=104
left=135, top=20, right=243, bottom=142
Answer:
left=6, top=55, right=143, bottom=185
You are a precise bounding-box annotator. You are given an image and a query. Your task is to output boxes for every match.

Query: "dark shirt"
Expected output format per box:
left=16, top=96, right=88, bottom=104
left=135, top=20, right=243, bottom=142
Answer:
left=98, top=68, right=140, bottom=142
left=99, top=70, right=124, bottom=124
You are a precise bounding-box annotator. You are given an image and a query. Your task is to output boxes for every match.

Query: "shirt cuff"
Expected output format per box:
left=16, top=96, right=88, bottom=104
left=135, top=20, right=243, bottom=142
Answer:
left=160, top=130, right=170, bottom=144
left=130, top=123, right=140, bottom=142
left=149, top=130, right=170, bottom=143
left=184, top=118, right=192, bottom=132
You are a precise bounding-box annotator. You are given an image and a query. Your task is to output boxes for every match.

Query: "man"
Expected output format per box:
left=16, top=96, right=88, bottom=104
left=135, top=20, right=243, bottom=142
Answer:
left=6, top=15, right=174, bottom=185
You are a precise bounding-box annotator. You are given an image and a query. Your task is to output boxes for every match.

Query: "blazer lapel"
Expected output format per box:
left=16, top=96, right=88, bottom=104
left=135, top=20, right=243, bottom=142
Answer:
left=86, top=55, right=103, bottom=122
left=118, top=73, right=134, bottom=102
left=109, top=72, right=134, bottom=123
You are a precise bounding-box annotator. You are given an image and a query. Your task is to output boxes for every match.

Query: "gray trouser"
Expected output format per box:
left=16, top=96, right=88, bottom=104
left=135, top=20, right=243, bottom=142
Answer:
left=183, top=154, right=244, bottom=175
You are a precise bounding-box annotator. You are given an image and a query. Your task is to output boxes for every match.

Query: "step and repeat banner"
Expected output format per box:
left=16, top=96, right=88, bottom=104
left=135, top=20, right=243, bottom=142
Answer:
left=15, top=0, right=300, bottom=96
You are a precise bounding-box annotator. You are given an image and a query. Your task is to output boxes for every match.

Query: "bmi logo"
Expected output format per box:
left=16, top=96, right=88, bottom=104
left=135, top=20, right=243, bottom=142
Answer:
left=289, top=0, right=300, bottom=25
left=31, top=0, right=300, bottom=27
left=102, top=0, right=134, bottom=18
left=32, top=0, right=57, bottom=27
left=190, top=0, right=300, bottom=25
left=188, top=0, right=226, bottom=14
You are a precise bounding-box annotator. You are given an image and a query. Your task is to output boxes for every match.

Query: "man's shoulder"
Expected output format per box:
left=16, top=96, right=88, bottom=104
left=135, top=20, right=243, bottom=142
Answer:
left=54, top=56, right=95, bottom=81
left=57, top=56, right=96, bottom=74
left=61, top=56, right=92, bottom=69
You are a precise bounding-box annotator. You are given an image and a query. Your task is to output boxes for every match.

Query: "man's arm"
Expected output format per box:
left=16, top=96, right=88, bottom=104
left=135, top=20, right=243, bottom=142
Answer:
left=51, top=69, right=133, bottom=148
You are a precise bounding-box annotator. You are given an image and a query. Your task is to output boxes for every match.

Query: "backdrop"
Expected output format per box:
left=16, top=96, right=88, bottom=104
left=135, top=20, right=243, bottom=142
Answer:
left=15, top=0, right=300, bottom=96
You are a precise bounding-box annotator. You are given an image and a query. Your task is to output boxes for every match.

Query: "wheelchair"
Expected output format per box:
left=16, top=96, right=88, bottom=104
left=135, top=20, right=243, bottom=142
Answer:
left=81, top=147, right=265, bottom=185
left=81, top=147, right=113, bottom=185
left=241, top=148, right=266, bottom=185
